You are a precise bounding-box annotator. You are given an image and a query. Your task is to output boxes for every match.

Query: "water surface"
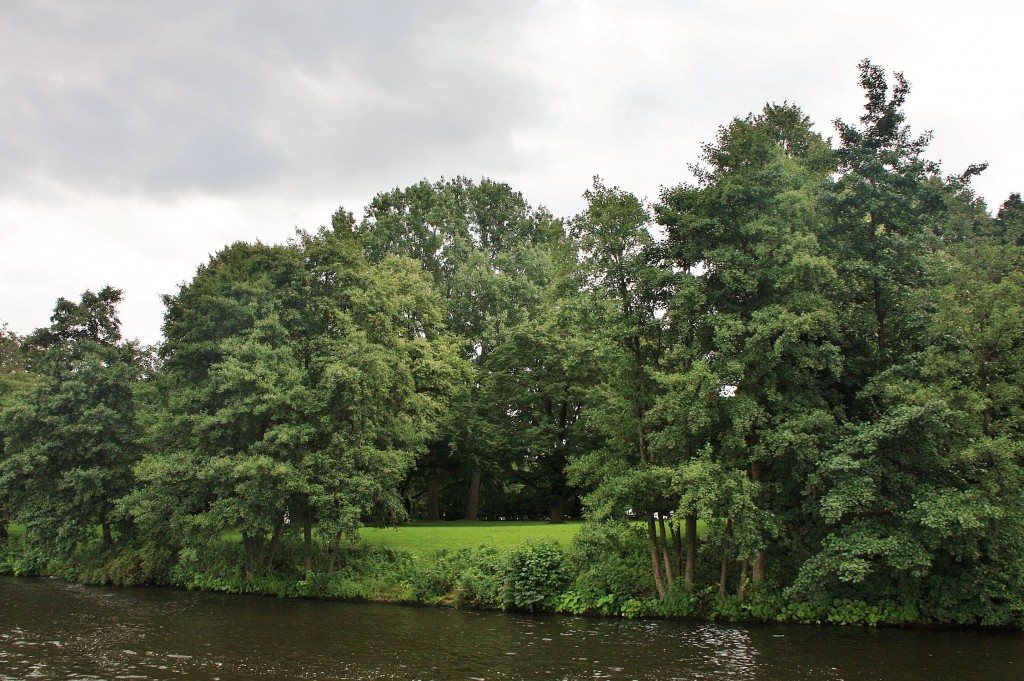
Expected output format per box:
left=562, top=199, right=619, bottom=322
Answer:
left=1, top=577, right=1020, bottom=680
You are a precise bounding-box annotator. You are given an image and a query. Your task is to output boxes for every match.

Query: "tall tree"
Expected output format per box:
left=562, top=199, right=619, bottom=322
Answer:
left=655, top=104, right=840, bottom=592
left=994, top=193, right=1024, bottom=246
left=480, top=287, right=598, bottom=522
left=568, top=176, right=679, bottom=597
left=356, top=177, right=565, bottom=520
left=795, top=223, right=1024, bottom=623
left=0, top=323, right=33, bottom=538
left=130, top=222, right=463, bottom=579
left=0, top=324, right=32, bottom=396
left=0, top=288, right=143, bottom=554
left=791, top=66, right=1024, bottom=624
left=827, top=59, right=941, bottom=387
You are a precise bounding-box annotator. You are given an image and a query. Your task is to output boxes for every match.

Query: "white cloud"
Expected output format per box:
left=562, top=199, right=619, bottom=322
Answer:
left=1, top=0, right=1021, bottom=344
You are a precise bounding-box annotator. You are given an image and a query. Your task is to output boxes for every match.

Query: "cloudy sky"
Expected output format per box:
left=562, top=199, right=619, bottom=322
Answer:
left=1, top=1, right=1021, bottom=345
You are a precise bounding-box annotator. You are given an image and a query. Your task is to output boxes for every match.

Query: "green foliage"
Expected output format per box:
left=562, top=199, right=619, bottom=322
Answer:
left=772, top=598, right=919, bottom=627
left=407, top=548, right=466, bottom=602
left=356, top=176, right=572, bottom=522
left=565, top=520, right=652, bottom=613
left=650, top=584, right=706, bottom=618
left=455, top=557, right=505, bottom=607
left=825, top=599, right=919, bottom=627
left=0, top=536, right=47, bottom=577
left=499, top=540, right=569, bottom=612
left=4, top=62, right=1024, bottom=628
left=0, top=288, right=144, bottom=557
left=128, top=229, right=465, bottom=580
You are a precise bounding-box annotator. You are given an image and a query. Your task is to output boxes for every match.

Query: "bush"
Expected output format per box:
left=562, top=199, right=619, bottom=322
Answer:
left=499, top=540, right=569, bottom=612
left=651, top=584, right=706, bottom=618
left=409, top=549, right=464, bottom=602
left=339, top=543, right=415, bottom=600
left=0, top=536, right=47, bottom=577
left=453, top=547, right=504, bottom=607
left=564, top=520, right=652, bottom=614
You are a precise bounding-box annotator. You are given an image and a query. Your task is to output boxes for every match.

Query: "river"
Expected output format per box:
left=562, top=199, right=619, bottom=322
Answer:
left=1, top=577, right=1021, bottom=680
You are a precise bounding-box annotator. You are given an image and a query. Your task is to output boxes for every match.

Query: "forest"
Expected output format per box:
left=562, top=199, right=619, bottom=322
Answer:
left=2, top=60, right=1023, bottom=626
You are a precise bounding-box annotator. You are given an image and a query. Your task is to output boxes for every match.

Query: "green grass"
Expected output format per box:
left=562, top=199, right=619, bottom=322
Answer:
left=4, top=524, right=26, bottom=538
left=219, top=529, right=243, bottom=543
left=24, top=520, right=702, bottom=553
left=359, top=520, right=584, bottom=555
left=215, top=520, right=583, bottom=556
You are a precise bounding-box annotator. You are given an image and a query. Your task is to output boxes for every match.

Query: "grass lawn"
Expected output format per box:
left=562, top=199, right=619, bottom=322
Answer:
left=16, top=520, right=700, bottom=555
left=359, top=520, right=584, bottom=555
left=216, top=520, right=583, bottom=556
left=4, top=523, right=26, bottom=538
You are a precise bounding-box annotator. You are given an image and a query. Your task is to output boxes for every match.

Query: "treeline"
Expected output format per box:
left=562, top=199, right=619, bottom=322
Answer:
left=2, top=60, right=1024, bottom=626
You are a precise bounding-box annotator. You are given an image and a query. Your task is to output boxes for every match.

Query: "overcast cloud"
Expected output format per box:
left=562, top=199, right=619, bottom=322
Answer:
left=2, top=0, right=1021, bottom=344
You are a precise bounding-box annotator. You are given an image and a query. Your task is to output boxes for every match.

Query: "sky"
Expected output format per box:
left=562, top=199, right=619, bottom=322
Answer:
left=2, top=0, right=1021, bottom=346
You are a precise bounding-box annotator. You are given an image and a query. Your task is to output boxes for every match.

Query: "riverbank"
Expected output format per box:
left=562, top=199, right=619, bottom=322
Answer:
left=3, top=519, right=1000, bottom=628
left=1, top=521, right=654, bottom=616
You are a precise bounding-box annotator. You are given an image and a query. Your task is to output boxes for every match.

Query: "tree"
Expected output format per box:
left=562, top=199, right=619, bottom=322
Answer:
left=792, top=177, right=1024, bottom=623
left=788, top=66, right=1024, bottom=624
left=567, top=176, right=680, bottom=597
left=0, top=323, right=32, bottom=396
left=480, top=298, right=598, bottom=522
left=0, top=288, right=143, bottom=554
left=994, top=193, right=1024, bottom=246
left=130, top=222, right=463, bottom=579
left=356, top=177, right=566, bottom=520
left=827, top=59, right=941, bottom=386
left=0, top=323, right=33, bottom=538
left=655, top=104, right=840, bottom=593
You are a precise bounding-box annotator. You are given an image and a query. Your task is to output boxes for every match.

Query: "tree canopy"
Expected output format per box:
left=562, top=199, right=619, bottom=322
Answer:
left=2, top=60, right=1023, bottom=626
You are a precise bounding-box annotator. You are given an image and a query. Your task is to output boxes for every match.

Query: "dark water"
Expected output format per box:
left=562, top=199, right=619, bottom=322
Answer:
left=1, top=577, right=1021, bottom=680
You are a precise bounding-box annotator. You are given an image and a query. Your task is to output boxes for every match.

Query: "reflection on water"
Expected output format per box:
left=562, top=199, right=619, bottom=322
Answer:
left=1, top=576, right=1021, bottom=680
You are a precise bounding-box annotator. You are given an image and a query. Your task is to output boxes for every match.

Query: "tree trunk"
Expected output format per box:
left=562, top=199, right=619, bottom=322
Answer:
left=549, top=496, right=565, bottom=524
left=684, top=513, right=697, bottom=589
left=719, top=518, right=732, bottom=600
left=646, top=514, right=666, bottom=599
left=658, top=514, right=675, bottom=587
left=100, top=502, right=113, bottom=547
left=427, top=474, right=441, bottom=521
left=672, top=523, right=683, bottom=575
left=638, top=428, right=649, bottom=464
left=304, top=514, right=313, bottom=572
left=327, top=534, right=341, bottom=574
left=739, top=558, right=750, bottom=599
left=868, top=212, right=887, bottom=369
left=241, top=532, right=260, bottom=583
left=749, top=460, right=766, bottom=583
left=753, top=550, right=766, bottom=583
left=465, top=468, right=481, bottom=521
left=265, top=511, right=286, bottom=569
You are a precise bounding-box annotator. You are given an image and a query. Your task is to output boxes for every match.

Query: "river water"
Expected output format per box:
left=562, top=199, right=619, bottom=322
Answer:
left=1, top=577, right=1021, bottom=680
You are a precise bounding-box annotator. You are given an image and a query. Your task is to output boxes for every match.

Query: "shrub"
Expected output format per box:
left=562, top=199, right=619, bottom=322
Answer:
left=566, top=521, right=652, bottom=605
left=499, top=540, right=569, bottom=612
left=409, top=549, right=465, bottom=602
left=454, top=547, right=504, bottom=607
left=0, top=536, right=47, bottom=577
left=651, top=584, right=705, bottom=618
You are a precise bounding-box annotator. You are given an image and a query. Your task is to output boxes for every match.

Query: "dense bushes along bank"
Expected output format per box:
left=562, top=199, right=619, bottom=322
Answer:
left=0, top=522, right=958, bottom=627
